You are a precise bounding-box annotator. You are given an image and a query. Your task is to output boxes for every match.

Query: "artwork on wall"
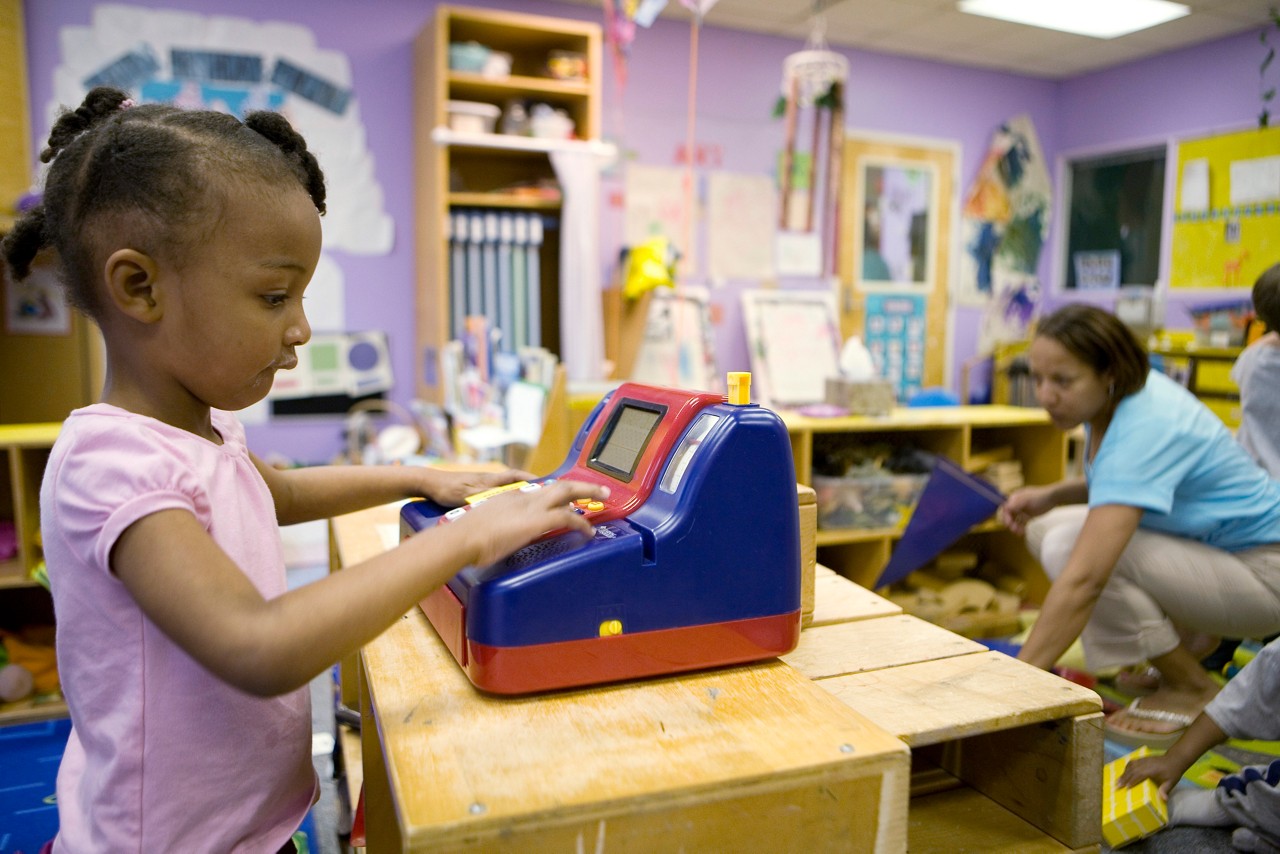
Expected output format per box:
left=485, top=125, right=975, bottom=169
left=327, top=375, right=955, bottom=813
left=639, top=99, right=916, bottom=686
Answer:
left=958, top=114, right=1051, bottom=307
left=631, top=286, right=720, bottom=392
left=46, top=4, right=395, bottom=338
left=856, top=161, right=936, bottom=288
left=1171, top=125, right=1280, bottom=289
left=741, top=289, right=841, bottom=409
left=838, top=134, right=956, bottom=395
left=863, top=292, right=926, bottom=402
left=3, top=264, right=70, bottom=335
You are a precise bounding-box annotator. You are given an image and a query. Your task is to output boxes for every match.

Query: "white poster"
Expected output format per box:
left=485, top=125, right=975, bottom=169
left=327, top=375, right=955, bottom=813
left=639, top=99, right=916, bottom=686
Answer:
left=625, top=163, right=697, bottom=275
left=707, top=172, right=775, bottom=281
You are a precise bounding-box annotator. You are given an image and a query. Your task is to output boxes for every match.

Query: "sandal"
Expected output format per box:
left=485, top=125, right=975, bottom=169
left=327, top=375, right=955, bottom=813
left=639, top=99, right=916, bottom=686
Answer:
left=1112, top=665, right=1160, bottom=697
left=1105, top=697, right=1194, bottom=750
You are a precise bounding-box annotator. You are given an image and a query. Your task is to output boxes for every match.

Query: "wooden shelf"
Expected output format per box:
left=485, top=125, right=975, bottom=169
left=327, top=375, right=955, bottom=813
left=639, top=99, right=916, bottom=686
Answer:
left=0, top=697, right=67, bottom=726
left=787, top=406, right=1065, bottom=599
left=414, top=5, right=602, bottom=403
left=448, top=191, right=561, bottom=210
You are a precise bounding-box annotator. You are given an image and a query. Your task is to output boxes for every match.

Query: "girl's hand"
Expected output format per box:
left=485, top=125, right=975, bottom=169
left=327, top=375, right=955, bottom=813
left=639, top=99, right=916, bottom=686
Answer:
left=1115, top=752, right=1187, bottom=799
left=999, top=484, right=1056, bottom=535
left=450, top=479, right=609, bottom=568
left=421, top=467, right=538, bottom=507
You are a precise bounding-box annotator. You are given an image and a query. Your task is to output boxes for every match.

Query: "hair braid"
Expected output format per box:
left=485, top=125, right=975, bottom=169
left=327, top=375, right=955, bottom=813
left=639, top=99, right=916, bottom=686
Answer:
left=1, top=205, right=48, bottom=280
left=244, top=111, right=327, bottom=214
left=42, top=86, right=131, bottom=163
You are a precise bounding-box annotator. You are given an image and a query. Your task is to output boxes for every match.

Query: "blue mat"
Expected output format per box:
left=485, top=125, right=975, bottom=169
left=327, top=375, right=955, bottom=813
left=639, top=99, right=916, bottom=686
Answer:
left=0, top=717, right=68, bottom=854
left=0, top=718, right=317, bottom=853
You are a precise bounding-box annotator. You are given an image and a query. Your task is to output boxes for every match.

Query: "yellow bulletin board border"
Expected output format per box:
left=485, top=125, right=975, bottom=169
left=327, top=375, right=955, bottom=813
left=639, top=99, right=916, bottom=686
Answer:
left=1171, top=125, right=1280, bottom=289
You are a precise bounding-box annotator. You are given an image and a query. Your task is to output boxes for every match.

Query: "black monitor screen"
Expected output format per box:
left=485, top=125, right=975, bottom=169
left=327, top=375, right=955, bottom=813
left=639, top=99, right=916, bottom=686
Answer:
left=588, top=401, right=666, bottom=482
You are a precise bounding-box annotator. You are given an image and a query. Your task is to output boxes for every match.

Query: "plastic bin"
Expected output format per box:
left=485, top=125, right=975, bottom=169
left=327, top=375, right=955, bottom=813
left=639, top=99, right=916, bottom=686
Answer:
left=446, top=100, right=500, bottom=134
left=813, top=473, right=928, bottom=530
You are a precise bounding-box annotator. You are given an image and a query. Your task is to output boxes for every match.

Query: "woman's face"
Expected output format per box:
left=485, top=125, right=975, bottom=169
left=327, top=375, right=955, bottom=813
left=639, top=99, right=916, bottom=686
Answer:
left=1027, top=335, right=1113, bottom=431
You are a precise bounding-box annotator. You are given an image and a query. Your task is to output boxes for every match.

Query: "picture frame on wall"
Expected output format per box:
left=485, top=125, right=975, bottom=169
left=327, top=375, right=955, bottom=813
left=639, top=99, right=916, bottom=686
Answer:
left=854, top=159, right=937, bottom=289
left=740, top=288, right=842, bottom=409
left=3, top=265, right=71, bottom=336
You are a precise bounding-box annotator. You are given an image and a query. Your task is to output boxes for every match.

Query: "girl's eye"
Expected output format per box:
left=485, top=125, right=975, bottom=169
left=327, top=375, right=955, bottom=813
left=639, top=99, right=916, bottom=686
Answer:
left=263, top=294, right=287, bottom=307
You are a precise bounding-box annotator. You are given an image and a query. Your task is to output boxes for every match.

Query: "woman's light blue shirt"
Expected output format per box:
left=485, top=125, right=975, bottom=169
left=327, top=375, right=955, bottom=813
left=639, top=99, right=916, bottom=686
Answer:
left=1087, top=370, right=1280, bottom=551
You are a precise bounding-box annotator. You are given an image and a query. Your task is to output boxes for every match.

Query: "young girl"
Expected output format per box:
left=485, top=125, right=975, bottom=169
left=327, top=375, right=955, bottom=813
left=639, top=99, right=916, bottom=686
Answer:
left=4, top=87, right=607, bottom=853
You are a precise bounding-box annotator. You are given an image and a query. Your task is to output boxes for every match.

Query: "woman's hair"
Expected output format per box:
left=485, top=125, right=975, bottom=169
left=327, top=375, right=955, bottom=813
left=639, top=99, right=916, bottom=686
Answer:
left=1253, top=262, right=1280, bottom=332
left=1035, top=303, right=1149, bottom=397
left=2, top=87, right=326, bottom=318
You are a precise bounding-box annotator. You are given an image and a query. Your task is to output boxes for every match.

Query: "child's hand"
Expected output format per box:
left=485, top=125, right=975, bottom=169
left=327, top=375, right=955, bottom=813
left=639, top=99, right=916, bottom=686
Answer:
left=1115, top=752, right=1185, bottom=799
left=422, top=467, right=538, bottom=507
left=452, top=479, right=609, bottom=568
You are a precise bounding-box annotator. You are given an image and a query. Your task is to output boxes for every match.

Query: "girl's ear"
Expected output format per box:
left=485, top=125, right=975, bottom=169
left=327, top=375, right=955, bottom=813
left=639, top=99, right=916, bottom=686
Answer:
left=103, top=249, right=162, bottom=321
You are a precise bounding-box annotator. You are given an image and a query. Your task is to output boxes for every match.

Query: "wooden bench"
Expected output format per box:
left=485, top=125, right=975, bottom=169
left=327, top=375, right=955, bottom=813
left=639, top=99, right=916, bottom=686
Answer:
left=786, top=567, right=1103, bottom=852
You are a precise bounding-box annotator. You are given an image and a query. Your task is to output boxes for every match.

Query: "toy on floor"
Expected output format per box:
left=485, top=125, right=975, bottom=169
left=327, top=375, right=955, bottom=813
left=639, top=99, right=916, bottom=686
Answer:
left=1104, top=746, right=1170, bottom=847
left=0, top=628, right=59, bottom=703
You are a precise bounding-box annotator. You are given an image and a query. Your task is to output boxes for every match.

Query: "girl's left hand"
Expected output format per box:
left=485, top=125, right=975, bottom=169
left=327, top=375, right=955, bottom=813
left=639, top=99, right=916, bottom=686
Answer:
left=422, top=467, right=537, bottom=507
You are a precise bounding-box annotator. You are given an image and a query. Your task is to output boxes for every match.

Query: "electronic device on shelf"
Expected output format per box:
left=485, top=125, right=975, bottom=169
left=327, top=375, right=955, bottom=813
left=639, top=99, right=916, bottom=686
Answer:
left=400, top=373, right=802, bottom=694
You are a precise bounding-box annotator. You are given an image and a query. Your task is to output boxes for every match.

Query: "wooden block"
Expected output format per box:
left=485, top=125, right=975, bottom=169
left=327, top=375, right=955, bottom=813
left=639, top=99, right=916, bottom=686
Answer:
left=808, top=573, right=902, bottom=628
left=798, top=483, right=817, bottom=627
left=934, top=711, right=1104, bottom=849
left=814, top=563, right=837, bottom=578
left=362, top=609, right=911, bottom=852
left=811, top=650, right=1102, bottom=747
left=964, top=445, right=1013, bottom=473
left=785, top=614, right=983, bottom=680
left=1102, top=745, right=1166, bottom=848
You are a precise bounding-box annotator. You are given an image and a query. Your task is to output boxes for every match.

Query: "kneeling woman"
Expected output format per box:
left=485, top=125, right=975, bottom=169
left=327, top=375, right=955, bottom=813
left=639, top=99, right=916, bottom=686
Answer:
left=1000, top=304, right=1280, bottom=746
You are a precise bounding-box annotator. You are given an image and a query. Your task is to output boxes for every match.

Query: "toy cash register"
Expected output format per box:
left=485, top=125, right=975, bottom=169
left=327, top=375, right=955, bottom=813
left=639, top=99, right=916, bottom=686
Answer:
left=400, top=373, right=802, bottom=694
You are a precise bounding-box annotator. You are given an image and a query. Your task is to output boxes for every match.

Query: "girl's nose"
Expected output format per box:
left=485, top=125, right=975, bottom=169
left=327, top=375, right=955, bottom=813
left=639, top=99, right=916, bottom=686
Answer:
left=286, top=308, right=311, bottom=347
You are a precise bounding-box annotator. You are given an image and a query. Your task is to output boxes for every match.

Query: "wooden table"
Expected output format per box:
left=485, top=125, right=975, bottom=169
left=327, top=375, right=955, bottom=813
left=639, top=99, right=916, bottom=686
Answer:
left=331, top=506, right=1104, bottom=853
left=333, top=504, right=909, bottom=853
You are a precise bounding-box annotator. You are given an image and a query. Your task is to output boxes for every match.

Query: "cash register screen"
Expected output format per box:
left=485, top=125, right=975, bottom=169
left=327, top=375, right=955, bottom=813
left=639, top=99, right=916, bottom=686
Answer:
left=588, top=402, right=665, bottom=481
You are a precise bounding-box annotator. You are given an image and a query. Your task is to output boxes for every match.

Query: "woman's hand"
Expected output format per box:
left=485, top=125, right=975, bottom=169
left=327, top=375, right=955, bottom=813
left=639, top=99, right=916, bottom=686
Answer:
left=999, top=483, right=1058, bottom=535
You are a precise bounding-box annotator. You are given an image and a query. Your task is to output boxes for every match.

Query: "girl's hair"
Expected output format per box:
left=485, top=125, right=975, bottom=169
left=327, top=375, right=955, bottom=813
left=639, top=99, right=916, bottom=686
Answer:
left=2, top=86, right=326, bottom=318
left=1035, top=303, right=1149, bottom=397
left=1253, top=262, right=1280, bottom=332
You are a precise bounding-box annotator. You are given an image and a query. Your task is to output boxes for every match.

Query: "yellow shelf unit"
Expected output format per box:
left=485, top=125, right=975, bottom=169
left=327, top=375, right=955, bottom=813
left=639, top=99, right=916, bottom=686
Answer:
left=784, top=406, right=1066, bottom=598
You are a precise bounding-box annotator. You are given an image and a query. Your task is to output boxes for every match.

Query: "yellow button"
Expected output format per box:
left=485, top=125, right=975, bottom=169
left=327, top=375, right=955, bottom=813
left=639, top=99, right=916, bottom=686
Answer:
left=586, top=500, right=605, bottom=512
left=598, top=619, right=623, bottom=637
left=574, top=498, right=593, bottom=508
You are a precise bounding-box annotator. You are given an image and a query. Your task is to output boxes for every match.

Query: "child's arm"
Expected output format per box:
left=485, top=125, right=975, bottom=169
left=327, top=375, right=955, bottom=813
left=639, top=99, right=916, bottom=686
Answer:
left=252, top=454, right=537, bottom=524
left=110, top=478, right=607, bottom=696
left=1115, top=712, right=1229, bottom=798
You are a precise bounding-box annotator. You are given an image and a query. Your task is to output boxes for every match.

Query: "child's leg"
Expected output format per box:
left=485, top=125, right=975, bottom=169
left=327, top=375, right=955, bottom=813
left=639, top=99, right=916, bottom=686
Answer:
left=1168, top=787, right=1233, bottom=827
left=1216, top=760, right=1280, bottom=852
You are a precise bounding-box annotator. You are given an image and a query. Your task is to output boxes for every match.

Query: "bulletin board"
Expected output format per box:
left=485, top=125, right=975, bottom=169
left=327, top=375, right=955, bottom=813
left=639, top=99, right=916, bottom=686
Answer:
left=838, top=134, right=955, bottom=393
left=1171, top=125, right=1280, bottom=289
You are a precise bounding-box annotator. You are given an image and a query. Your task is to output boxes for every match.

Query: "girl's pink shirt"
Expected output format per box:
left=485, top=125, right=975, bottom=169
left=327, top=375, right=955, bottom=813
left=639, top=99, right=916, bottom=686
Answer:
left=41, top=405, right=314, bottom=853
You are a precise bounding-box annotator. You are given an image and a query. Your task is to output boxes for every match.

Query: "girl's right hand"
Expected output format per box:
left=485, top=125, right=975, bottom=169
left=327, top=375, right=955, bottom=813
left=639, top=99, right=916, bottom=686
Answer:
left=998, top=484, right=1056, bottom=535
left=451, top=479, right=610, bottom=568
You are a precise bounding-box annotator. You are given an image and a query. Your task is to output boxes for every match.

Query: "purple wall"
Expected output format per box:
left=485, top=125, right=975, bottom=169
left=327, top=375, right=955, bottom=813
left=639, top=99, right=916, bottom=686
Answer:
left=21, top=2, right=1262, bottom=461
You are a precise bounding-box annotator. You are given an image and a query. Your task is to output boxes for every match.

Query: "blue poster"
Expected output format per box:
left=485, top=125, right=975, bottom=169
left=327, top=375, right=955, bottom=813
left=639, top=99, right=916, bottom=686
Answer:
left=864, top=293, right=926, bottom=403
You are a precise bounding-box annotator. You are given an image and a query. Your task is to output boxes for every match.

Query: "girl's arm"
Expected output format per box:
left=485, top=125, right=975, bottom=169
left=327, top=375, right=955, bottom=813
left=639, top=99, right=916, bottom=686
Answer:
left=110, top=478, right=607, bottom=696
left=252, top=454, right=537, bottom=524
left=1017, top=503, right=1143, bottom=670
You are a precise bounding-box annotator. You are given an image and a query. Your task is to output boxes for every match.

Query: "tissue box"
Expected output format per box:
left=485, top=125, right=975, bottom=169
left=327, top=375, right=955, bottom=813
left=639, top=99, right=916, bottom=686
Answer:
left=1103, top=746, right=1169, bottom=848
left=825, top=378, right=895, bottom=415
